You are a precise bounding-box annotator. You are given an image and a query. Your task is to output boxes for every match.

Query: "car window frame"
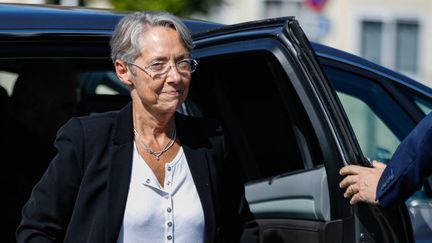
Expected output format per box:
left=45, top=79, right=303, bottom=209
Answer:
left=192, top=30, right=358, bottom=220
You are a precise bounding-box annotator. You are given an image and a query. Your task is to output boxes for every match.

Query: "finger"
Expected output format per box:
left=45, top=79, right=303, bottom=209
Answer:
left=350, top=193, right=361, bottom=205
left=352, top=189, right=378, bottom=205
left=339, top=165, right=364, bottom=176
left=372, top=160, right=387, bottom=169
left=344, top=186, right=351, bottom=198
left=344, top=185, right=357, bottom=198
left=339, top=175, right=358, bottom=188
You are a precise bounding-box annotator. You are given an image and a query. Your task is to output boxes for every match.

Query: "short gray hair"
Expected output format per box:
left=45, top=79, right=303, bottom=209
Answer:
left=110, top=11, right=194, bottom=63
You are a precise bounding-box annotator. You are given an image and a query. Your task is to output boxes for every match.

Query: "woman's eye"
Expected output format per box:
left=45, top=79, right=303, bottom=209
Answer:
left=149, top=62, right=166, bottom=71
left=177, top=61, right=190, bottom=70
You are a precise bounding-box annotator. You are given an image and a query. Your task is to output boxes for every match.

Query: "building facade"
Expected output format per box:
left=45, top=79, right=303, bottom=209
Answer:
left=204, top=0, right=432, bottom=87
left=1, top=0, right=110, bottom=8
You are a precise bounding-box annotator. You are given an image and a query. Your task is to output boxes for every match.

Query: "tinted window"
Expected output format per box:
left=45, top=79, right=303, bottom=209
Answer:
left=80, top=71, right=128, bottom=96
left=189, top=51, right=322, bottom=182
left=414, top=96, right=432, bottom=114
left=0, top=71, right=18, bottom=95
left=396, top=84, right=432, bottom=115
left=0, top=58, right=130, bottom=237
left=324, top=65, right=415, bottom=162
left=324, top=64, right=432, bottom=242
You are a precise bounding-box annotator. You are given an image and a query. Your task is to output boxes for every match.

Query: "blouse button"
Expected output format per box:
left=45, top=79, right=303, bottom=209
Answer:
left=167, top=235, right=172, bottom=240
left=167, top=221, right=173, bottom=227
left=167, top=207, right=172, bottom=213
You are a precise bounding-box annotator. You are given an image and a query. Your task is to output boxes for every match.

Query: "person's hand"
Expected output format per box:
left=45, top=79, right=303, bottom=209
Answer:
left=339, top=161, right=387, bottom=205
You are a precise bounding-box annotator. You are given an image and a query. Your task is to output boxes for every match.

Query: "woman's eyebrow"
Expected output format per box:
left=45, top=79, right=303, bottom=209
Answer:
left=147, top=53, right=190, bottom=63
left=148, top=56, right=169, bottom=63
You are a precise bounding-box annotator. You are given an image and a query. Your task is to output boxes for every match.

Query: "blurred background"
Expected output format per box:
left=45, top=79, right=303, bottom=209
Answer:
left=3, top=0, right=431, bottom=89
left=1, top=1, right=431, bottom=240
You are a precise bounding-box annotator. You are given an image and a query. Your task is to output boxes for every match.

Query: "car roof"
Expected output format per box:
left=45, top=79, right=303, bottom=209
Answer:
left=0, top=3, right=222, bottom=35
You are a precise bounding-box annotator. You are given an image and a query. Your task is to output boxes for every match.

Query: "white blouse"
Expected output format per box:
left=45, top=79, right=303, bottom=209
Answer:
left=116, top=144, right=205, bottom=243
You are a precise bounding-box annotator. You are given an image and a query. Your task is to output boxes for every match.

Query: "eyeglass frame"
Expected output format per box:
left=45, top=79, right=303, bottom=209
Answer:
left=126, top=58, right=198, bottom=79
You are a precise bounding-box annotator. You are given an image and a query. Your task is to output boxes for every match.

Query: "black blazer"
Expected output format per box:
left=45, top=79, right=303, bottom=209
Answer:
left=17, top=103, right=253, bottom=243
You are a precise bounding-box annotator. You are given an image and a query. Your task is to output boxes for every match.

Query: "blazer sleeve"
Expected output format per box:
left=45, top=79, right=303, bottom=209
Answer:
left=377, top=112, right=432, bottom=207
left=16, top=118, right=85, bottom=242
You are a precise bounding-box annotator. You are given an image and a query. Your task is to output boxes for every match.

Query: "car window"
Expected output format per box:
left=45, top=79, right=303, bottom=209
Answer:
left=0, top=58, right=131, bottom=235
left=388, top=79, right=432, bottom=116
left=0, top=71, right=18, bottom=96
left=336, top=92, right=400, bottom=162
left=0, top=56, right=128, bottom=242
left=0, top=58, right=130, bottom=175
left=414, top=97, right=432, bottom=114
left=398, top=86, right=432, bottom=115
left=189, top=51, right=322, bottom=182
left=323, top=63, right=432, bottom=241
left=80, top=71, right=128, bottom=96
left=323, top=65, right=416, bottom=162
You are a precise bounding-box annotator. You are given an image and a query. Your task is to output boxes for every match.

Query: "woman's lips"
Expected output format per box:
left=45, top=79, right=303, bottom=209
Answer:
left=161, top=89, right=184, bottom=96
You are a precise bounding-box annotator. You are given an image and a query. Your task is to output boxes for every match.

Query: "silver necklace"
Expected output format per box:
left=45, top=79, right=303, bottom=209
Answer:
left=133, top=128, right=176, bottom=160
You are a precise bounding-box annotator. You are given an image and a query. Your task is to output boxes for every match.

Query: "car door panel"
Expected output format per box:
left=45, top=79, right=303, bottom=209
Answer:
left=246, top=166, right=330, bottom=221
left=257, top=218, right=343, bottom=243
left=190, top=18, right=353, bottom=242
left=191, top=17, right=414, bottom=243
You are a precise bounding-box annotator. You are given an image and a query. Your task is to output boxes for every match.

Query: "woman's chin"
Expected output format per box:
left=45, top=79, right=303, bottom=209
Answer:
left=157, top=101, right=182, bottom=114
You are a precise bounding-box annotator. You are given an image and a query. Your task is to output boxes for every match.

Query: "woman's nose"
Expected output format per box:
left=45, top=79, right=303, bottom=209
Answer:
left=165, top=64, right=181, bottom=82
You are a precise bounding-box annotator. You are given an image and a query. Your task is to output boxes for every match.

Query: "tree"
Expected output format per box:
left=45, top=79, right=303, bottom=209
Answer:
left=110, top=0, right=224, bottom=17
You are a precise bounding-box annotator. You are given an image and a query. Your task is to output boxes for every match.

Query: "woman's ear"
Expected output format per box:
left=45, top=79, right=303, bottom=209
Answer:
left=114, top=60, right=133, bottom=86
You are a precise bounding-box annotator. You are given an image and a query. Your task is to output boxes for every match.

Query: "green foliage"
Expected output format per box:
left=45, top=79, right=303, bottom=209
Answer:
left=111, top=0, right=223, bottom=17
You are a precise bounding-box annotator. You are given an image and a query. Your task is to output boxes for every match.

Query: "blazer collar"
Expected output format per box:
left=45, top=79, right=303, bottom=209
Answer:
left=113, top=103, right=134, bottom=145
left=176, top=113, right=217, bottom=243
left=107, top=103, right=134, bottom=242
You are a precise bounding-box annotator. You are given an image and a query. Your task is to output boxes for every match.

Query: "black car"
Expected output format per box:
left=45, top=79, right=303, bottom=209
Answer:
left=1, top=3, right=430, bottom=243
left=312, top=42, right=432, bottom=243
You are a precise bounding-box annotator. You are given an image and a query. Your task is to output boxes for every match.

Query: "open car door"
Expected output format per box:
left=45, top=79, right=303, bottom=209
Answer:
left=183, top=17, right=414, bottom=243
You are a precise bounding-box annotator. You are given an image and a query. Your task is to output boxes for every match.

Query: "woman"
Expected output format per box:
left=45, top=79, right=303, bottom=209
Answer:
left=17, top=11, right=255, bottom=243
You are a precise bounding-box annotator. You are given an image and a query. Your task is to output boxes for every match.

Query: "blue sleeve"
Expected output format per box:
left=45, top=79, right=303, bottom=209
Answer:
left=377, top=112, right=432, bottom=207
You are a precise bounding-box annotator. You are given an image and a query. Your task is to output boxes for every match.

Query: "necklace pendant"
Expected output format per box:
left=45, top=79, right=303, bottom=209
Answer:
left=133, top=128, right=176, bottom=161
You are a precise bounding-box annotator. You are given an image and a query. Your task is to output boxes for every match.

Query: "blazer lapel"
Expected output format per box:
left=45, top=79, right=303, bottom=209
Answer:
left=176, top=114, right=217, bottom=243
left=106, top=103, right=134, bottom=243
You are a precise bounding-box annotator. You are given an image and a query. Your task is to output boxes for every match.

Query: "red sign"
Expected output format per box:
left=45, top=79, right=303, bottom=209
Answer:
left=306, top=0, right=328, bottom=12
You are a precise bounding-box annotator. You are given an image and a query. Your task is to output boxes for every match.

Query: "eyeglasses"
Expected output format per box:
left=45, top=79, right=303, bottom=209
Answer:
left=128, top=58, right=198, bottom=79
